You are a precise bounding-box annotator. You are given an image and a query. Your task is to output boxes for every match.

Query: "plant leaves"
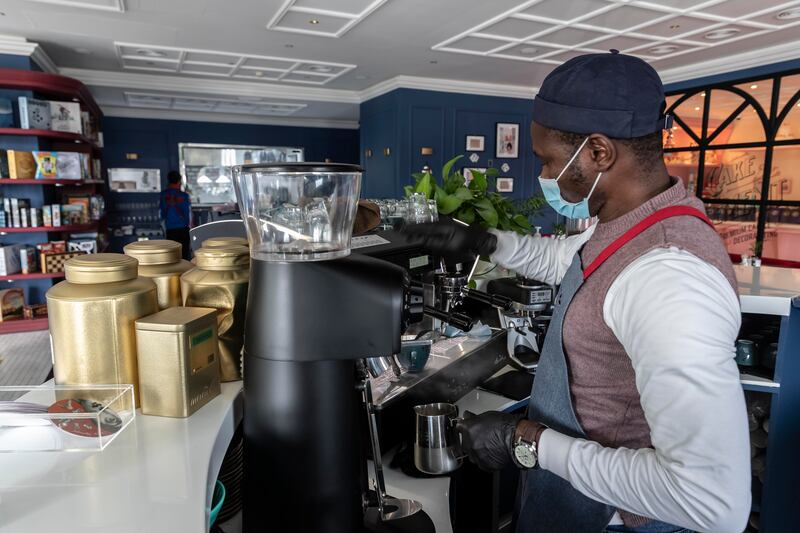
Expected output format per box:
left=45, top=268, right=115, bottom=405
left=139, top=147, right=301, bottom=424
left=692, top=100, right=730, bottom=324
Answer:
left=403, top=185, right=414, bottom=198
left=453, top=187, right=473, bottom=201
left=442, top=155, right=463, bottom=183
left=445, top=170, right=464, bottom=194
left=438, top=193, right=464, bottom=215
left=485, top=167, right=500, bottom=178
left=468, top=169, right=487, bottom=193
left=455, top=206, right=476, bottom=224
left=473, top=198, right=498, bottom=227
left=414, top=172, right=435, bottom=199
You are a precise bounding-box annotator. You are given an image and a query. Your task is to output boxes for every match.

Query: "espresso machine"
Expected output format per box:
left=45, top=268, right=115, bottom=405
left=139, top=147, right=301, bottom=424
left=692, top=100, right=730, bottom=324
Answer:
left=235, top=163, right=441, bottom=533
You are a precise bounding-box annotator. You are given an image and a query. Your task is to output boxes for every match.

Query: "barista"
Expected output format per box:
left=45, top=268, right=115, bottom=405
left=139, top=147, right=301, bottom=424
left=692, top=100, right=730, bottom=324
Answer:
left=402, top=52, right=750, bottom=533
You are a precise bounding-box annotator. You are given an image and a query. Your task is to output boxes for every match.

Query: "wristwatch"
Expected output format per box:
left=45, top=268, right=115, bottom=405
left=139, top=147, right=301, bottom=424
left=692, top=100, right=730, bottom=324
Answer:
left=513, top=420, right=546, bottom=469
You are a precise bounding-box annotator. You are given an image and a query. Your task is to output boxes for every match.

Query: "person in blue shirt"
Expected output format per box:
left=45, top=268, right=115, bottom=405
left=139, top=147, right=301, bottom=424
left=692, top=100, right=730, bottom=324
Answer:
left=160, top=170, right=192, bottom=259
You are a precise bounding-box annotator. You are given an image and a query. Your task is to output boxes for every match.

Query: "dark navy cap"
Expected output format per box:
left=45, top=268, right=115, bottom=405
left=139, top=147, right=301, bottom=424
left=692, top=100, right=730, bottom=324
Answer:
left=532, top=51, right=671, bottom=139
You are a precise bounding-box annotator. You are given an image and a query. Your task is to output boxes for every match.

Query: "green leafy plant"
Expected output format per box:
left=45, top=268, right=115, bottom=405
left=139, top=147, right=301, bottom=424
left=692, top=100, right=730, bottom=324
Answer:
left=405, top=155, right=540, bottom=234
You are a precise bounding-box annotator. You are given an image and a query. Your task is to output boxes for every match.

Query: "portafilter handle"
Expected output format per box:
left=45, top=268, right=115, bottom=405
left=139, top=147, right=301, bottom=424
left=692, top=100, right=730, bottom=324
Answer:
left=462, top=288, right=513, bottom=310
left=423, top=305, right=474, bottom=332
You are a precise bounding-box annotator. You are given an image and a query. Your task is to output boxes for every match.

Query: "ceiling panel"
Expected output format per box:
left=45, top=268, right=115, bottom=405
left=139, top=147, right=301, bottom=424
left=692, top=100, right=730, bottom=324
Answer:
left=536, top=26, right=609, bottom=46
left=580, top=5, right=672, bottom=31
left=492, top=42, right=567, bottom=61
left=749, top=4, right=800, bottom=26
left=266, top=0, right=388, bottom=38
left=517, top=0, right=612, bottom=22
left=700, top=0, right=797, bottom=19
left=446, top=36, right=512, bottom=53
left=584, top=34, right=659, bottom=53
left=115, top=41, right=355, bottom=85
left=20, top=0, right=124, bottom=12
left=479, top=17, right=552, bottom=40
left=124, top=91, right=308, bottom=116
left=632, top=15, right=718, bottom=39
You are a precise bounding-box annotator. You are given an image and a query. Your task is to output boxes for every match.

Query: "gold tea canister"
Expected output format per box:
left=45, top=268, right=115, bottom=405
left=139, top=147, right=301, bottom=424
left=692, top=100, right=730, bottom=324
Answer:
left=135, top=306, right=221, bottom=417
left=202, top=236, right=249, bottom=249
left=46, top=253, right=159, bottom=405
left=181, top=245, right=249, bottom=382
left=124, top=240, right=193, bottom=310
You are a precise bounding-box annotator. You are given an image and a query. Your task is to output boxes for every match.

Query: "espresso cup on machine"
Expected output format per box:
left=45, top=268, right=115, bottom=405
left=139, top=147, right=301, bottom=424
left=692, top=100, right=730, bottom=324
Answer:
left=413, top=402, right=465, bottom=475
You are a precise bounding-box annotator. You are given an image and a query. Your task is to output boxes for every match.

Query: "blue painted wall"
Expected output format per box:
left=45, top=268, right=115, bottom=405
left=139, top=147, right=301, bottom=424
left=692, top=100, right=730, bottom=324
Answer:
left=101, top=116, right=360, bottom=194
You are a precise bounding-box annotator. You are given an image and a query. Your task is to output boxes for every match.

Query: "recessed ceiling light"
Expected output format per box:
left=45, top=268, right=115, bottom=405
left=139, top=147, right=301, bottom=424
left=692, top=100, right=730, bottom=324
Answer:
left=136, top=48, right=166, bottom=58
left=254, top=71, right=264, bottom=77
left=74, top=47, right=91, bottom=54
left=701, top=92, right=706, bottom=97
left=309, top=19, right=320, bottom=24
left=649, top=44, right=679, bottom=55
left=308, top=65, right=332, bottom=73
left=285, top=43, right=294, bottom=48
left=704, top=28, right=741, bottom=40
left=0, top=12, right=6, bottom=16
left=796, top=102, right=800, bottom=107
left=520, top=47, right=538, bottom=55
left=777, top=8, right=800, bottom=20
left=694, top=106, right=700, bottom=111
left=750, top=84, right=758, bottom=89
left=669, top=24, right=680, bottom=30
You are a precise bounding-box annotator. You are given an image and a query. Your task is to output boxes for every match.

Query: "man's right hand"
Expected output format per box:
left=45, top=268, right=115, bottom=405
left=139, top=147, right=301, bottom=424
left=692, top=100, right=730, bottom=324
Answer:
left=399, top=219, right=497, bottom=258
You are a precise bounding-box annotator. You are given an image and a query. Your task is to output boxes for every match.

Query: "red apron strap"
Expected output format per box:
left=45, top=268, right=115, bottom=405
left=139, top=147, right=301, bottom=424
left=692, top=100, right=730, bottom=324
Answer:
left=582, top=205, right=714, bottom=280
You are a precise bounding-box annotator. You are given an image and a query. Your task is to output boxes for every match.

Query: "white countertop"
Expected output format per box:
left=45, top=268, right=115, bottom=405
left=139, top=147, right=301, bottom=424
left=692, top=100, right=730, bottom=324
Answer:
left=0, top=381, right=243, bottom=533
left=734, top=264, right=800, bottom=316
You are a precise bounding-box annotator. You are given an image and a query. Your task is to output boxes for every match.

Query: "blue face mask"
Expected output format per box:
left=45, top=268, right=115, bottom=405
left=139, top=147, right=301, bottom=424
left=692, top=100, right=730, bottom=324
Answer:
left=538, top=136, right=603, bottom=220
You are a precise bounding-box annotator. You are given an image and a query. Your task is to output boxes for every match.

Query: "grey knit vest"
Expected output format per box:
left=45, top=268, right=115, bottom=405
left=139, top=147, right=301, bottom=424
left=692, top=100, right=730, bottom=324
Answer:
left=562, top=178, right=738, bottom=527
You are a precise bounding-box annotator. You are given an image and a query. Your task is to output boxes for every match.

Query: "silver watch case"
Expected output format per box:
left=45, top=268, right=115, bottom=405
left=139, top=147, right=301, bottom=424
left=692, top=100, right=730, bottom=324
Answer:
left=513, top=435, right=537, bottom=469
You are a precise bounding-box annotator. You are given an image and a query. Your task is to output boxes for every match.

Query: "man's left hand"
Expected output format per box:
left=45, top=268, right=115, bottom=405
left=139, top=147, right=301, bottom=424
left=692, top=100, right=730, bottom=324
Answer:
left=455, top=411, right=521, bottom=471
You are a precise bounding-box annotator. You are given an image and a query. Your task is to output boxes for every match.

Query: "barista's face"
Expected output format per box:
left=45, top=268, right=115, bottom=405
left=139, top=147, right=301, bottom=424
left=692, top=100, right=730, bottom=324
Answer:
left=531, top=122, right=592, bottom=204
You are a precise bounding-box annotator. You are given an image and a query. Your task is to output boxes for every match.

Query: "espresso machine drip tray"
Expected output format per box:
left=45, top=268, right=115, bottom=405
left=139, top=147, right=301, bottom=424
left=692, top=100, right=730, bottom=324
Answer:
left=371, top=330, right=508, bottom=411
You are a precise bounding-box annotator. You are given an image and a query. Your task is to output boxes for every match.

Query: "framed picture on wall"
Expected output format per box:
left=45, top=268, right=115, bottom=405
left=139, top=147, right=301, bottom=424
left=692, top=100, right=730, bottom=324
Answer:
left=463, top=167, right=487, bottom=185
left=108, top=168, right=161, bottom=193
left=465, top=135, right=485, bottom=152
left=496, top=123, right=519, bottom=159
left=496, top=177, right=514, bottom=193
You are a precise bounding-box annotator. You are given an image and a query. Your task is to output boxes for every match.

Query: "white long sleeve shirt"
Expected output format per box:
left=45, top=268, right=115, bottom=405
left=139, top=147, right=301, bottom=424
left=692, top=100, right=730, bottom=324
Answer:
left=490, top=228, right=751, bottom=533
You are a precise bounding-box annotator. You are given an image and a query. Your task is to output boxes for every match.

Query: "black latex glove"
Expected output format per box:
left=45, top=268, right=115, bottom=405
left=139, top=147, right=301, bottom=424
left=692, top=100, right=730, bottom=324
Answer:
left=399, top=219, right=497, bottom=259
left=455, top=410, right=521, bottom=472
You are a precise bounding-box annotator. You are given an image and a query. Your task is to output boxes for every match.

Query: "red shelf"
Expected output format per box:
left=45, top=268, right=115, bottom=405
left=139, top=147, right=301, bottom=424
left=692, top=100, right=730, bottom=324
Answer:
left=0, top=272, right=64, bottom=281
left=0, top=179, right=104, bottom=186
left=0, top=223, right=99, bottom=234
left=0, top=317, right=49, bottom=334
left=0, top=68, right=102, bottom=118
left=0, top=128, right=99, bottom=149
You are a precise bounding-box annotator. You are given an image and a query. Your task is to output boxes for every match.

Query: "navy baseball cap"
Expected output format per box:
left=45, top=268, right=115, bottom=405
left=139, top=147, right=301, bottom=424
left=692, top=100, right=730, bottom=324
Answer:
left=532, top=51, right=672, bottom=139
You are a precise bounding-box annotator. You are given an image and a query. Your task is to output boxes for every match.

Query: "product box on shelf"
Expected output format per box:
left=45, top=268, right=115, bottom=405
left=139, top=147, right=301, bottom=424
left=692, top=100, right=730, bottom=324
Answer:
left=42, top=205, right=52, bottom=227
left=52, top=204, right=61, bottom=227
left=8, top=151, right=35, bottom=180
left=0, top=211, right=8, bottom=228
left=91, top=158, right=102, bottom=181
left=56, top=152, right=82, bottom=180
left=89, top=196, right=104, bottom=220
left=10, top=198, right=30, bottom=228
left=80, top=111, right=92, bottom=140
left=30, top=207, right=40, bottom=227
left=67, top=239, right=97, bottom=254
left=61, top=203, right=86, bottom=225
left=49, top=101, right=82, bottom=134
left=20, top=246, right=38, bottom=274
left=0, top=98, right=13, bottom=128
left=79, top=153, right=91, bottom=181
left=42, top=251, right=85, bottom=274
left=18, top=97, right=51, bottom=130
left=19, top=208, right=28, bottom=228
left=0, top=151, right=9, bottom=178
left=0, top=244, right=24, bottom=276
left=0, top=288, right=24, bottom=321
left=23, top=303, right=48, bottom=319
left=33, top=151, right=57, bottom=179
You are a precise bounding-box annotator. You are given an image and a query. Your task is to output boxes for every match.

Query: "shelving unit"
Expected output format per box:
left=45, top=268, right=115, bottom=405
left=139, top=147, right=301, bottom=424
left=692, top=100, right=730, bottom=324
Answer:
left=0, top=317, right=49, bottom=334
left=733, top=264, right=800, bottom=532
left=0, top=223, right=100, bottom=234
left=0, top=68, right=106, bottom=327
left=0, top=128, right=100, bottom=149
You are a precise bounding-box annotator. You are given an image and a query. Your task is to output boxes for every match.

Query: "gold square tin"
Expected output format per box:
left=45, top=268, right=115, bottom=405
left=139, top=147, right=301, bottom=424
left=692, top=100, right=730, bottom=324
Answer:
left=135, top=306, right=221, bottom=418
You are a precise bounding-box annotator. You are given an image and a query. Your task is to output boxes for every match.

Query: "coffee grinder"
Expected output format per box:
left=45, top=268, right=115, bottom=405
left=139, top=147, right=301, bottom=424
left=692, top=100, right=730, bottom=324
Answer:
left=234, top=163, right=434, bottom=533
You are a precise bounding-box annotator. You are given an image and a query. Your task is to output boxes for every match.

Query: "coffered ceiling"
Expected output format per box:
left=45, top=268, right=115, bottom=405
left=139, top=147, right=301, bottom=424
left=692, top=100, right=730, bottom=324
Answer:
left=0, top=0, right=798, bottom=128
